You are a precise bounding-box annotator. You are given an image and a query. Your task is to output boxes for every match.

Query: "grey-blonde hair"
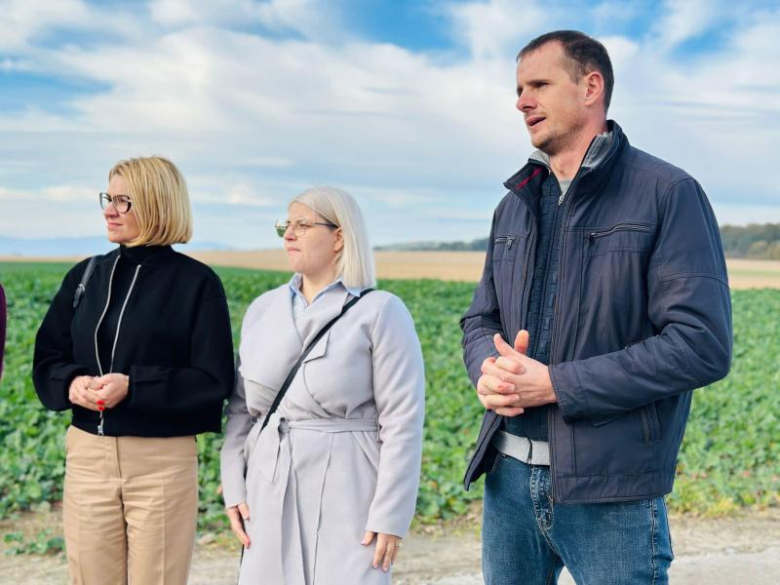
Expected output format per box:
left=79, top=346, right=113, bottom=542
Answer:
left=289, top=187, right=376, bottom=289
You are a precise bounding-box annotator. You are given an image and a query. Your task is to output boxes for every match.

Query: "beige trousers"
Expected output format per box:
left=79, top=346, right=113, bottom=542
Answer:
left=63, top=426, right=199, bottom=585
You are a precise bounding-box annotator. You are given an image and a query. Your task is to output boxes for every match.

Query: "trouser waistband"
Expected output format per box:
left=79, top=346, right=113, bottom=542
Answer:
left=492, top=430, right=550, bottom=466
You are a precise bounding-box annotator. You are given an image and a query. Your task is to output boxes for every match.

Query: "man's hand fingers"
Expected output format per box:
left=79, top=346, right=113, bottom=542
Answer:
left=480, top=356, right=497, bottom=371
left=482, top=360, right=524, bottom=386
left=495, top=406, right=525, bottom=417
left=481, top=393, right=522, bottom=409
left=493, top=333, right=521, bottom=358
left=494, top=356, right=525, bottom=375
left=514, top=330, right=530, bottom=355
left=477, top=374, right=515, bottom=396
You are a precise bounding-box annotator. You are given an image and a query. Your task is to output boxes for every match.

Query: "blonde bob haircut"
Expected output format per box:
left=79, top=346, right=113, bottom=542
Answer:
left=108, top=156, right=192, bottom=247
left=290, top=187, right=376, bottom=289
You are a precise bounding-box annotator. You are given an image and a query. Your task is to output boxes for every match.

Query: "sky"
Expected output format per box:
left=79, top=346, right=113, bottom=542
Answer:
left=1, top=0, right=779, bottom=250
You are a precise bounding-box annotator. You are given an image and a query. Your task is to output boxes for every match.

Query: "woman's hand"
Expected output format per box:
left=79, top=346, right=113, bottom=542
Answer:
left=226, top=502, right=251, bottom=548
left=362, top=531, right=402, bottom=572
left=93, top=374, right=130, bottom=409
left=68, top=375, right=100, bottom=410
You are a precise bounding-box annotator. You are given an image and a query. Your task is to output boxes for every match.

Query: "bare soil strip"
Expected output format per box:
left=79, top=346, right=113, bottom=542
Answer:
left=1, top=509, right=778, bottom=584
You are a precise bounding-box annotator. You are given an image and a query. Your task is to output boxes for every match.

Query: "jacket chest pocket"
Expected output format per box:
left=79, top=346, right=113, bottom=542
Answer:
left=576, top=223, right=655, bottom=357
left=491, top=233, right=530, bottom=332
left=586, top=223, right=655, bottom=256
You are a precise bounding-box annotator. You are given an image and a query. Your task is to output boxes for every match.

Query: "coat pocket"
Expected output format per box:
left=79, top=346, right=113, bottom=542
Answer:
left=491, top=233, right=530, bottom=333
left=586, top=223, right=654, bottom=256
left=638, top=403, right=663, bottom=444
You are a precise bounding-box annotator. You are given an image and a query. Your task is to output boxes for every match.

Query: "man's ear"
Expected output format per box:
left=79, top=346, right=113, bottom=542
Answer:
left=583, top=70, right=605, bottom=108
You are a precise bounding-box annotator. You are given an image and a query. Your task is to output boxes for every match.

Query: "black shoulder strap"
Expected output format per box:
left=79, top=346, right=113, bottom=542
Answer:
left=72, top=255, right=100, bottom=309
left=259, top=288, right=374, bottom=433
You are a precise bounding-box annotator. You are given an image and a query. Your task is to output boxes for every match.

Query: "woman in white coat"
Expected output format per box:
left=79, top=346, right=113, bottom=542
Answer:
left=220, top=187, right=425, bottom=584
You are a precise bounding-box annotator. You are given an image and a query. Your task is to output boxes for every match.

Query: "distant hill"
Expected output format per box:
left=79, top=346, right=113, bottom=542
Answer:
left=376, top=239, right=488, bottom=252
left=0, top=236, right=232, bottom=257
left=378, top=223, right=780, bottom=260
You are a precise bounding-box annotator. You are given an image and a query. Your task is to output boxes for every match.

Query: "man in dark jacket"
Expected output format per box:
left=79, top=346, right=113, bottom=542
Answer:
left=461, top=30, right=732, bottom=584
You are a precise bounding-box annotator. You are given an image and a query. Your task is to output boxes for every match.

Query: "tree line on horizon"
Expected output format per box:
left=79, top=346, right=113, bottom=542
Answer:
left=377, top=223, right=780, bottom=260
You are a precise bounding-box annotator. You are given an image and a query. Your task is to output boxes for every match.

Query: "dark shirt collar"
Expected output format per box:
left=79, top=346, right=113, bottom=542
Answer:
left=119, top=244, right=171, bottom=265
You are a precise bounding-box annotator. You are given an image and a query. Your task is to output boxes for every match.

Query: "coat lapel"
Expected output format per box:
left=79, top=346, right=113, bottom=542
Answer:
left=238, top=284, right=352, bottom=392
left=294, top=285, right=350, bottom=349
left=239, top=287, right=302, bottom=391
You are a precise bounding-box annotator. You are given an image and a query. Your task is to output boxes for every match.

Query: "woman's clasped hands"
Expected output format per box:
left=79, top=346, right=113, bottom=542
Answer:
left=68, top=374, right=129, bottom=411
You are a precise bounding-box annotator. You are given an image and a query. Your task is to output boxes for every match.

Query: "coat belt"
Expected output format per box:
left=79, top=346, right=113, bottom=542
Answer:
left=244, top=413, right=380, bottom=583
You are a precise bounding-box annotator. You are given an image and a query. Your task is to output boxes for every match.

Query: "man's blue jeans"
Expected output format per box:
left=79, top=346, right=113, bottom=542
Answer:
left=482, top=453, right=674, bottom=585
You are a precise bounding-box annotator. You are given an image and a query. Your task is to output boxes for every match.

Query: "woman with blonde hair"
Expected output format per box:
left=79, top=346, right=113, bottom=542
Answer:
left=221, top=187, right=425, bottom=584
left=33, top=156, right=234, bottom=584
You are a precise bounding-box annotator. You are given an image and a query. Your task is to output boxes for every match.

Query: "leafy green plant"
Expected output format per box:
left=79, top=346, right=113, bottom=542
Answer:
left=0, top=262, right=777, bottom=540
left=4, top=529, right=65, bottom=555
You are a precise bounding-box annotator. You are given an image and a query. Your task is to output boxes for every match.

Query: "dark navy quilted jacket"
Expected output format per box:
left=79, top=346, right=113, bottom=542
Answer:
left=461, top=121, right=732, bottom=503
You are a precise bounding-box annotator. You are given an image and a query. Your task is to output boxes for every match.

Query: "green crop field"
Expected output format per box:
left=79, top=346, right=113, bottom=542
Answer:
left=1, top=262, right=778, bottom=538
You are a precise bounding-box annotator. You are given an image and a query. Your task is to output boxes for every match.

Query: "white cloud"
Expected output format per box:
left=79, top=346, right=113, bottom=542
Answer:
left=0, top=0, right=145, bottom=53
left=0, top=0, right=92, bottom=51
left=445, top=0, right=546, bottom=62
left=224, top=182, right=278, bottom=206
left=650, top=0, right=725, bottom=52
left=148, top=0, right=343, bottom=41
left=0, top=0, right=778, bottom=250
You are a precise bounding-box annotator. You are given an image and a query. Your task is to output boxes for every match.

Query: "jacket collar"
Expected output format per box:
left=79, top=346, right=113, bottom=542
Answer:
left=504, top=120, right=628, bottom=199
left=103, top=245, right=176, bottom=267
left=119, top=244, right=173, bottom=265
left=288, top=273, right=364, bottom=307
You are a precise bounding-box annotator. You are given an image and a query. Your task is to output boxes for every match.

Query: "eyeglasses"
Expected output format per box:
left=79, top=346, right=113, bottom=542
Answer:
left=274, top=218, right=338, bottom=238
left=99, top=192, right=133, bottom=214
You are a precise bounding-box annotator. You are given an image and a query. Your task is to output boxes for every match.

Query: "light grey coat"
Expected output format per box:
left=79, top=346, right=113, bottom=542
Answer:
left=220, top=281, right=425, bottom=585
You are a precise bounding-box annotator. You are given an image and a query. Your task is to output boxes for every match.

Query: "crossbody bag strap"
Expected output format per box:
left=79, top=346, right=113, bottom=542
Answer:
left=72, top=255, right=100, bottom=309
left=259, top=288, right=374, bottom=433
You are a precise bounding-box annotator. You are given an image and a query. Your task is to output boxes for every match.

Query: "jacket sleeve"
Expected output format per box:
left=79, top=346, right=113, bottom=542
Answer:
left=460, top=211, right=503, bottom=388
left=126, top=283, right=235, bottom=414
left=32, top=261, right=92, bottom=411
left=551, top=178, right=733, bottom=423
left=220, top=356, right=254, bottom=508
left=365, top=295, right=425, bottom=538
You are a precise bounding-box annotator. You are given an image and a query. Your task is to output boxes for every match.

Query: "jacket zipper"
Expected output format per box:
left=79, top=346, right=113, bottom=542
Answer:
left=547, top=162, right=594, bottom=503
left=535, top=133, right=616, bottom=502
left=93, top=256, right=140, bottom=436
left=588, top=224, right=653, bottom=241
left=494, top=235, right=516, bottom=250
left=93, top=256, right=119, bottom=435
left=110, top=266, right=140, bottom=372
left=518, top=232, right=536, bottom=330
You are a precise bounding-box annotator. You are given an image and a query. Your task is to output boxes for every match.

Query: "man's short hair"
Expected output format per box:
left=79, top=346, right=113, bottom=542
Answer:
left=518, top=30, right=614, bottom=112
